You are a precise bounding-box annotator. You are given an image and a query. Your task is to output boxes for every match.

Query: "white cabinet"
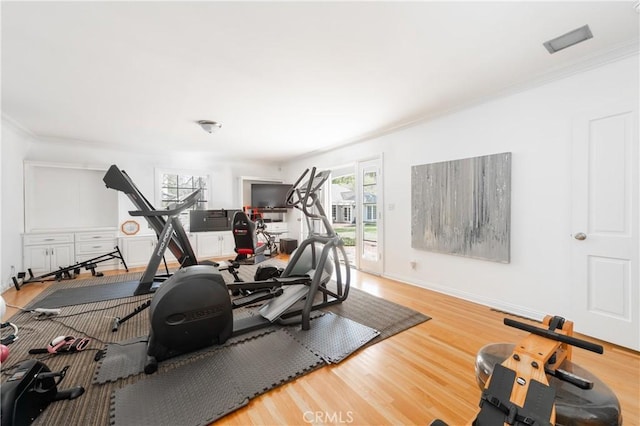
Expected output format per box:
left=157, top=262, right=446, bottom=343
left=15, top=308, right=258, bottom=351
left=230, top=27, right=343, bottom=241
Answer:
left=23, top=230, right=121, bottom=276
left=221, top=232, right=235, bottom=257
left=75, top=230, right=119, bottom=271
left=23, top=233, right=75, bottom=276
left=196, top=231, right=235, bottom=259
left=265, top=221, right=288, bottom=235
left=119, top=231, right=235, bottom=268
left=119, top=235, right=157, bottom=268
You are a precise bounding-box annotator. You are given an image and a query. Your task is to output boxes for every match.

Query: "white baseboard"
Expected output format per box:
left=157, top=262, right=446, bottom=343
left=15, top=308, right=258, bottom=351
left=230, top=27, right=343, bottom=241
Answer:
left=383, top=272, right=546, bottom=322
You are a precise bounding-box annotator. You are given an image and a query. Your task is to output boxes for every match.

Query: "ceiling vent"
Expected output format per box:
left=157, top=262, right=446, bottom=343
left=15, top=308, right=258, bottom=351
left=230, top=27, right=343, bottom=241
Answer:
left=543, top=24, right=593, bottom=54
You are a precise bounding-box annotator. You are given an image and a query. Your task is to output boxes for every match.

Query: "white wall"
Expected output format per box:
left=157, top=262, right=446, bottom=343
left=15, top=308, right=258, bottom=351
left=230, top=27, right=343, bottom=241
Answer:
left=283, top=54, right=638, bottom=321
left=1, top=120, right=32, bottom=290
left=0, top=131, right=282, bottom=290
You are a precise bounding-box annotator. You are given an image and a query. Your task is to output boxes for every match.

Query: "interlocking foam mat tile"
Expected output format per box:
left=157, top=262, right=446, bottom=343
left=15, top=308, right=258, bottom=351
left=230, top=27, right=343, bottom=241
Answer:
left=285, top=311, right=380, bottom=363
left=94, top=336, right=149, bottom=384
left=110, top=328, right=324, bottom=425
left=95, top=324, right=279, bottom=384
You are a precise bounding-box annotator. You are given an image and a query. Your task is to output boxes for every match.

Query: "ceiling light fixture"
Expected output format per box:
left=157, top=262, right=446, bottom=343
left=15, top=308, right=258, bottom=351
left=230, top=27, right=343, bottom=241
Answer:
left=543, top=24, right=593, bottom=54
left=197, top=120, right=222, bottom=134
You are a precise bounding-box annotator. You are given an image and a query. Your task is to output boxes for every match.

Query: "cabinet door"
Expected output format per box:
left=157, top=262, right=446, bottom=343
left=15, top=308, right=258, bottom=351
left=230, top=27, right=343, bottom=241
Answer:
left=23, top=246, right=50, bottom=275
left=196, top=233, right=222, bottom=259
left=49, top=244, right=74, bottom=270
left=24, top=244, right=74, bottom=275
left=121, top=236, right=156, bottom=267
left=220, top=232, right=235, bottom=257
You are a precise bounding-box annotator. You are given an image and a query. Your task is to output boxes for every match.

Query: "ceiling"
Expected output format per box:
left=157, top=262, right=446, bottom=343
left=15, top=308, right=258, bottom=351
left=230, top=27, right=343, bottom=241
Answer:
left=2, top=2, right=638, bottom=163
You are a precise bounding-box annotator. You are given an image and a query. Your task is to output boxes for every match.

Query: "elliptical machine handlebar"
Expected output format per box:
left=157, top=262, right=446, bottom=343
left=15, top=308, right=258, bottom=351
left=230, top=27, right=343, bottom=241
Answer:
left=285, top=168, right=309, bottom=208
left=286, top=167, right=331, bottom=219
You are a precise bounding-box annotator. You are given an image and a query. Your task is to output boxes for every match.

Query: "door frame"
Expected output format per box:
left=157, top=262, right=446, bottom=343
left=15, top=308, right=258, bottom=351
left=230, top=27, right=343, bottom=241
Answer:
left=356, top=156, right=383, bottom=275
left=570, top=98, right=639, bottom=350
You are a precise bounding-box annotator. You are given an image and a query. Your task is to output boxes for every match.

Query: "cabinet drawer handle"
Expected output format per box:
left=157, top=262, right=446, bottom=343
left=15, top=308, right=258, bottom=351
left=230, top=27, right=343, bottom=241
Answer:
left=93, top=246, right=102, bottom=249
left=44, top=238, right=54, bottom=241
left=93, top=236, right=102, bottom=239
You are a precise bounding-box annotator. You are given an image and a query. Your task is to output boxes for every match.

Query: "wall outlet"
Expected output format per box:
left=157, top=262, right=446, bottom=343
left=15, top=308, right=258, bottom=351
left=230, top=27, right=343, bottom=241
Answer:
left=409, top=260, right=417, bottom=270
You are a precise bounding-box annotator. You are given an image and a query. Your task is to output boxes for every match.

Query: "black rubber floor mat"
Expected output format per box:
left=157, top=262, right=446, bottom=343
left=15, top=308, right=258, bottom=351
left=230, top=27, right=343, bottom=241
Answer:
left=94, top=336, right=148, bottom=384
left=217, top=328, right=324, bottom=398
left=285, top=312, right=380, bottom=363
left=96, top=325, right=279, bottom=383
left=28, top=280, right=141, bottom=308
left=110, top=353, right=249, bottom=426
left=111, top=329, right=323, bottom=425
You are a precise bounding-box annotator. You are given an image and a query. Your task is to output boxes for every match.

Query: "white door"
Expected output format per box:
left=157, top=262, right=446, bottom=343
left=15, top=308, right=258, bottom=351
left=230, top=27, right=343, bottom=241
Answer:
left=571, top=99, right=638, bottom=350
left=357, top=158, right=383, bottom=275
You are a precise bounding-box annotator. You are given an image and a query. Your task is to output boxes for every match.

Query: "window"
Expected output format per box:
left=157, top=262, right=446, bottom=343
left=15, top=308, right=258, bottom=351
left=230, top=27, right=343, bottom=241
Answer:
left=365, top=205, right=377, bottom=222
left=345, top=206, right=352, bottom=223
left=362, top=170, right=377, bottom=224
left=157, top=169, right=210, bottom=228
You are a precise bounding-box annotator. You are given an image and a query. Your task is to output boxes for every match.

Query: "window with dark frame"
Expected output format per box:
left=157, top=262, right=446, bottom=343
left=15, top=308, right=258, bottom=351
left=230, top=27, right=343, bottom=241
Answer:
left=160, top=172, right=209, bottom=227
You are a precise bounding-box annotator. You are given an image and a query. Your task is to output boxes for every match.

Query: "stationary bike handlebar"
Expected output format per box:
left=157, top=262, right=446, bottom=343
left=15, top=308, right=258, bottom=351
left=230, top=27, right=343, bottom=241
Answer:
left=504, top=318, right=604, bottom=354
left=129, top=188, right=202, bottom=217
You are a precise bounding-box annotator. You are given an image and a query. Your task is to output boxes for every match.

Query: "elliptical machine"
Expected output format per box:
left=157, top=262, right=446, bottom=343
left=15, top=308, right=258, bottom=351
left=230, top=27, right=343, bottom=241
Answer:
left=263, top=167, right=351, bottom=330
left=106, top=166, right=350, bottom=374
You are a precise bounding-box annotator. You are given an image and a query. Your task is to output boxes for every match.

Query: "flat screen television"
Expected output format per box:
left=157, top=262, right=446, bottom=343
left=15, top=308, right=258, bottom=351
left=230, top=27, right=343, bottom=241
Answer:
left=251, top=183, right=292, bottom=209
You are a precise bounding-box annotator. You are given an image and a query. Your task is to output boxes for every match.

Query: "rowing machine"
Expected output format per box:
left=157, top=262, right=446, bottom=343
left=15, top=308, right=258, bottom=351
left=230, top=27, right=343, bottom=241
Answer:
left=432, top=315, right=621, bottom=425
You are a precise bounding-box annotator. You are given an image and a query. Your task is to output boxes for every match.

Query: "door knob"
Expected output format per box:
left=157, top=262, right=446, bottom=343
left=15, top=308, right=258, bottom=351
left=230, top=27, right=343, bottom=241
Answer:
left=574, top=232, right=587, bottom=240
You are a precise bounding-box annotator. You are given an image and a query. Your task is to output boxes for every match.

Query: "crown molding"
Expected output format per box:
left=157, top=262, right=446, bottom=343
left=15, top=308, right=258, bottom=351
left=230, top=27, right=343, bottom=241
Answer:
left=1, top=113, right=37, bottom=139
left=292, top=40, right=639, bottom=163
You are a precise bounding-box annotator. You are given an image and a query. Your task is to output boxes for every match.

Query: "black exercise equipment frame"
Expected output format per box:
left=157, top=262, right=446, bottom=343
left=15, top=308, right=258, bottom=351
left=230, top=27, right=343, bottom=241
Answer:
left=281, top=167, right=351, bottom=330
left=103, top=165, right=201, bottom=295
left=12, top=247, right=128, bottom=290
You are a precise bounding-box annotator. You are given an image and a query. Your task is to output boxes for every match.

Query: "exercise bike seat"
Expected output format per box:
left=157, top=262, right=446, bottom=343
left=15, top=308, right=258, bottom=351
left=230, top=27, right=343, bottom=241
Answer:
left=475, top=343, right=622, bottom=425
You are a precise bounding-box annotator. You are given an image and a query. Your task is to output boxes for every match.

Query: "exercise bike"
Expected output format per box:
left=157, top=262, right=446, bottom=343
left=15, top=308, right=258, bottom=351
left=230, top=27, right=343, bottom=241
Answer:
left=104, top=166, right=350, bottom=374
left=1, top=360, right=84, bottom=426
left=432, top=315, right=622, bottom=426
left=255, top=218, right=279, bottom=256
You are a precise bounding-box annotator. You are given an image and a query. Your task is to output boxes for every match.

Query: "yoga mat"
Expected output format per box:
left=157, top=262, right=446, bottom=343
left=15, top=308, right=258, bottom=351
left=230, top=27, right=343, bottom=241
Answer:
left=25, top=272, right=145, bottom=309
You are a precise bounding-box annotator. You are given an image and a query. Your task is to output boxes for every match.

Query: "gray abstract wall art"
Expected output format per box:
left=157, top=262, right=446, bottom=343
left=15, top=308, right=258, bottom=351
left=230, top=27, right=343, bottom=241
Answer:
left=411, top=152, right=511, bottom=263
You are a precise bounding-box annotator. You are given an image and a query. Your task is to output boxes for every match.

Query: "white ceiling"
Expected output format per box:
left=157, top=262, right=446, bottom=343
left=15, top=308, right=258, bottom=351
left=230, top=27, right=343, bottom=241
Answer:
left=2, top=1, right=638, bottom=163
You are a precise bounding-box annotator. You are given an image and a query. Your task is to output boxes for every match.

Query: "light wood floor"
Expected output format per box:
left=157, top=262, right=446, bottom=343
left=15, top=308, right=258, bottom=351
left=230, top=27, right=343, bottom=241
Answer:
left=2, top=263, right=639, bottom=425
